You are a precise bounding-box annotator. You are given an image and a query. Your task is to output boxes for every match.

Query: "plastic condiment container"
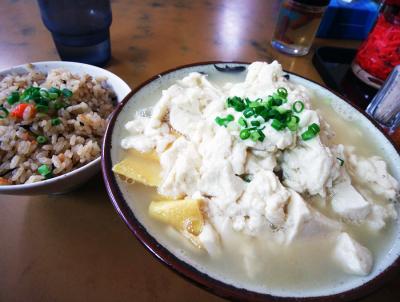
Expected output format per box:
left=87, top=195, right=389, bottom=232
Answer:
left=271, top=0, right=330, bottom=56
left=366, top=65, right=400, bottom=133
left=352, top=0, right=400, bottom=88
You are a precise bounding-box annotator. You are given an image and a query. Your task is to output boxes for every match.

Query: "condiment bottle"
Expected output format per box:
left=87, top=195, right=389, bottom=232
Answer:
left=271, top=0, right=330, bottom=56
left=352, top=0, right=400, bottom=88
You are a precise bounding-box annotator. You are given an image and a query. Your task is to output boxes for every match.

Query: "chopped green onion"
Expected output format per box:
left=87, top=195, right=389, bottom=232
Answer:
left=249, top=101, right=261, bottom=108
left=337, top=157, right=345, bottom=167
left=227, top=96, right=246, bottom=112
left=238, top=116, right=247, bottom=127
left=272, top=97, right=282, bottom=106
left=0, top=106, right=9, bottom=119
left=254, top=106, right=264, bottom=115
left=215, top=116, right=225, bottom=126
left=266, top=108, right=279, bottom=119
left=287, top=116, right=299, bottom=131
left=240, top=129, right=251, bottom=140
left=225, top=114, right=234, bottom=122
left=266, top=97, right=274, bottom=108
left=51, top=117, right=61, bottom=126
left=21, top=91, right=31, bottom=102
left=271, top=119, right=284, bottom=131
left=250, top=131, right=261, bottom=142
left=250, top=120, right=261, bottom=127
left=215, top=115, right=234, bottom=127
left=272, top=93, right=285, bottom=105
left=36, top=98, right=49, bottom=106
left=21, top=87, right=38, bottom=101
left=259, top=109, right=270, bottom=121
left=309, top=123, right=320, bottom=134
left=301, top=129, right=316, bottom=140
left=292, top=101, right=305, bottom=113
left=218, top=88, right=305, bottom=141
left=244, top=97, right=251, bottom=106
left=37, top=164, right=52, bottom=177
left=49, top=87, right=61, bottom=95
left=62, top=88, right=73, bottom=98
left=31, top=89, right=41, bottom=101
left=257, top=129, right=265, bottom=142
left=22, top=96, right=32, bottom=102
left=37, top=135, right=47, bottom=144
left=35, top=104, right=49, bottom=113
left=277, top=87, right=288, bottom=98
left=7, top=91, right=20, bottom=105
left=275, top=106, right=288, bottom=115
left=301, top=123, right=320, bottom=140
left=284, top=111, right=293, bottom=123
left=40, top=89, right=49, bottom=99
left=243, top=108, right=254, bottom=118
left=48, top=92, right=58, bottom=100
left=234, top=104, right=245, bottom=112
left=250, top=129, right=265, bottom=142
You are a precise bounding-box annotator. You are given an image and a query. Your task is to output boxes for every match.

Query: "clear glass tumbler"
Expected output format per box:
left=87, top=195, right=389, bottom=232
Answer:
left=271, top=0, right=329, bottom=56
left=37, top=0, right=112, bottom=67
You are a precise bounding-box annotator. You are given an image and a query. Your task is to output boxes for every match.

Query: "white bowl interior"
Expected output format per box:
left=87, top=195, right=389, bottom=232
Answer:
left=109, top=63, right=400, bottom=298
left=0, top=61, right=131, bottom=195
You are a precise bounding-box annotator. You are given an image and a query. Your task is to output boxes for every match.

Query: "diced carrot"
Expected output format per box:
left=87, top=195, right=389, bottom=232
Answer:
left=0, top=177, right=11, bottom=185
left=11, top=103, right=36, bottom=119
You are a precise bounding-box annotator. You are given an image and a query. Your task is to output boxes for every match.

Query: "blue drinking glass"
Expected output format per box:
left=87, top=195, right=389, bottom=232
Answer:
left=37, top=0, right=112, bottom=66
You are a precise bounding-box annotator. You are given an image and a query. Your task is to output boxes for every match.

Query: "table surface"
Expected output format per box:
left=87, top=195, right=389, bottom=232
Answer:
left=0, top=1, right=399, bottom=301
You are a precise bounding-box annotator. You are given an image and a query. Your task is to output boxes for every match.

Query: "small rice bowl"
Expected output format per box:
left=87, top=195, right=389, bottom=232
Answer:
left=0, top=67, right=116, bottom=185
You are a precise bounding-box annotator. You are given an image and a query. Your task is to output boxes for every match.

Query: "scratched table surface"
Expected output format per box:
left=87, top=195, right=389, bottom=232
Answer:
left=0, top=1, right=399, bottom=302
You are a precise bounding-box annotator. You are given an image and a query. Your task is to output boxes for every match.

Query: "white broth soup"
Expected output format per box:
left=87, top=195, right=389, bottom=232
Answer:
left=111, top=62, right=399, bottom=297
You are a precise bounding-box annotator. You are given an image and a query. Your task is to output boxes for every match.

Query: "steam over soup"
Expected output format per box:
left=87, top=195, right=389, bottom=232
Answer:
left=112, top=62, right=399, bottom=296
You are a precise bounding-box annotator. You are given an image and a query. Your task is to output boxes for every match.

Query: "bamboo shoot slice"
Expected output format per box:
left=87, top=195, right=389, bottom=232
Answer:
left=112, top=149, right=161, bottom=187
left=149, top=199, right=204, bottom=235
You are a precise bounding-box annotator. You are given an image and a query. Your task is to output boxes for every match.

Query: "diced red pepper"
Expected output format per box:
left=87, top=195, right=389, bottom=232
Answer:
left=11, top=103, right=36, bottom=119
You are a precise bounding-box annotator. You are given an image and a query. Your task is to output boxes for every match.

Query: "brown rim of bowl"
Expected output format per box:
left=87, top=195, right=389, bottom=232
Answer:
left=101, top=61, right=400, bottom=302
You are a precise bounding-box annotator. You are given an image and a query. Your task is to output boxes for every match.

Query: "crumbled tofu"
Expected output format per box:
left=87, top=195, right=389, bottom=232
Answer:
left=347, top=152, right=399, bottom=201
left=331, top=181, right=371, bottom=221
left=333, top=233, right=373, bottom=276
left=198, top=223, right=222, bottom=256
left=282, top=136, right=335, bottom=197
left=366, top=204, right=398, bottom=232
left=285, top=191, right=341, bottom=243
left=159, top=137, right=202, bottom=198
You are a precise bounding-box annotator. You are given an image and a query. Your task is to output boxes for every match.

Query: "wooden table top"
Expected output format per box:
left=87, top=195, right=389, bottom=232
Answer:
left=0, top=1, right=399, bottom=302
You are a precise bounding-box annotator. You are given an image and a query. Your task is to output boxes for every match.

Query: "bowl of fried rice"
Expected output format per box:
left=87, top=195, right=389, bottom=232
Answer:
left=0, top=61, right=130, bottom=195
